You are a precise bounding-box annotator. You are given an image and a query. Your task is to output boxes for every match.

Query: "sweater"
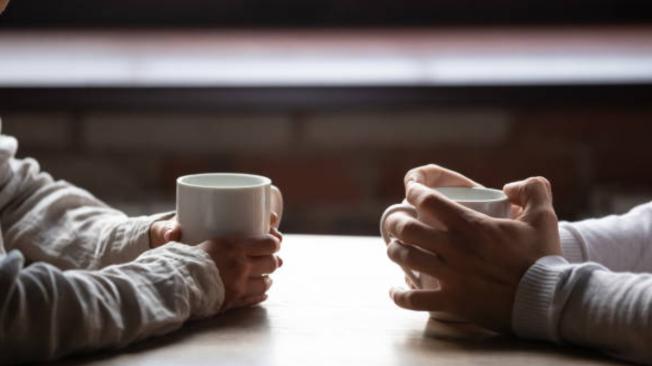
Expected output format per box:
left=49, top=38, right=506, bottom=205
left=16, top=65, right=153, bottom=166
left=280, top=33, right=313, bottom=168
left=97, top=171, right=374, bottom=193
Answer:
left=0, top=124, right=224, bottom=364
left=513, top=202, right=652, bottom=364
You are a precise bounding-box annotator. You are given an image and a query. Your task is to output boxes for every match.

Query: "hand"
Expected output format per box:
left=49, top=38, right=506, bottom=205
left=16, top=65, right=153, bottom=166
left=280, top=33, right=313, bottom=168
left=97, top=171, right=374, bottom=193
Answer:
left=385, top=176, right=561, bottom=333
left=150, top=212, right=283, bottom=248
left=199, top=234, right=282, bottom=312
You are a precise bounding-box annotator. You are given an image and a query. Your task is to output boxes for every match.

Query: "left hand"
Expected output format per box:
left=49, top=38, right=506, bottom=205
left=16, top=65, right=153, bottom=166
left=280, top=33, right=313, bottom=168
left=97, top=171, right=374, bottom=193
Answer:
left=150, top=212, right=283, bottom=248
left=384, top=176, right=561, bottom=333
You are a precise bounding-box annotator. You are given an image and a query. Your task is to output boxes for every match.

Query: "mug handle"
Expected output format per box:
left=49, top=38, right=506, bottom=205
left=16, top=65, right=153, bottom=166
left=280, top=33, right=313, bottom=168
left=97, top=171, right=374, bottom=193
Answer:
left=271, top=185, right=284, bottom=228
left=380, top=203, right=422, bottom=288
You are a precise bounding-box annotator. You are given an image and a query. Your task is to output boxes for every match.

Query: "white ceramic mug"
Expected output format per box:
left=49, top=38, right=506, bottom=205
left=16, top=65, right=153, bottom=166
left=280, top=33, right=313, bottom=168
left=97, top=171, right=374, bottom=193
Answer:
left=176, top=173, right=283, bottom=245
left=380, top=186, right=510, bottom=322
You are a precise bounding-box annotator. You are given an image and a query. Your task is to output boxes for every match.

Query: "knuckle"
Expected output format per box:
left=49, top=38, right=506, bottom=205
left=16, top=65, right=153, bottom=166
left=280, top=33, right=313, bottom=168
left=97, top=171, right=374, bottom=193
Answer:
left=387, top=242, right=405, bottom=263
left=267, top=257, right=280, bottom=271
left=401, top=247, right=418, bottom=267
left=272, top=237, right=282, bottom=252
left=525, top=176, right=549, bottom=191
left=535, top=207, right=558, bottom=223
left=386, top=243, right=399, bottom=261
left=460, top=211, right=485, bottom=227
left=263, top=236, right=280, bottom=252
left=418, top=193, right=439, bottom=211
left=396, top=219, right=419, bottom=239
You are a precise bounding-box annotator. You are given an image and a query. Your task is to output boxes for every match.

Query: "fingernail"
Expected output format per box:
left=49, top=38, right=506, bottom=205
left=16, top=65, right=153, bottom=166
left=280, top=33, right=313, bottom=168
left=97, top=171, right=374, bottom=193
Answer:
left=278, top=257, right=284, bottom=267
left=265, top=277, right=273, bottom=289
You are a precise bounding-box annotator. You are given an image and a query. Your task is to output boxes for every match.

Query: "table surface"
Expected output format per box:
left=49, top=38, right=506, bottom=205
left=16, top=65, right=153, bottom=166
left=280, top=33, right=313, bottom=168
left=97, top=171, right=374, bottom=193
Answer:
left=1, top=27, right=652, bottom=87
left=58, top=234, right=618, bottom=366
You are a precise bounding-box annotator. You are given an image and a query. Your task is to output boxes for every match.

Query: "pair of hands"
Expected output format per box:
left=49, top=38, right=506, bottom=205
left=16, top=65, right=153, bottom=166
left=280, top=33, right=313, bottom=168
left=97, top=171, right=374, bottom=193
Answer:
left=150, top=213, right=283, bottom=313
left=384, top=164, right=561, bottom=333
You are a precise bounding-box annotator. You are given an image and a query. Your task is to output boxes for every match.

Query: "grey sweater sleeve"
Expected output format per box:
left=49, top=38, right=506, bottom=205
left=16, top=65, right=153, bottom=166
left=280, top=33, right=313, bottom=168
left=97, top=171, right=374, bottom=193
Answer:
left=0, top=243, right=224, bottom=364
left=514, top=202, right=652, bottom=364
left=558, top=202, right=652, bottom=272
left=513, top=256, right=652, bottom=364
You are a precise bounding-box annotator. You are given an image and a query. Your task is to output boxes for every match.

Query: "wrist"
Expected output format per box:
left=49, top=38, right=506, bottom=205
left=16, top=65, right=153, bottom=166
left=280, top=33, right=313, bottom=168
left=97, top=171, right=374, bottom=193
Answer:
left=558, top=223, right=586, bottom=263
left=511, top=255, right=569, bottom=342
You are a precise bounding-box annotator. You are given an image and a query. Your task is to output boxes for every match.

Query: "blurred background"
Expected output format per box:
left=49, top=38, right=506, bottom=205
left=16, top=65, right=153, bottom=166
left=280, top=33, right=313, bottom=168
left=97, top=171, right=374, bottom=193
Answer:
left=1, top=1, right=651, bottom=235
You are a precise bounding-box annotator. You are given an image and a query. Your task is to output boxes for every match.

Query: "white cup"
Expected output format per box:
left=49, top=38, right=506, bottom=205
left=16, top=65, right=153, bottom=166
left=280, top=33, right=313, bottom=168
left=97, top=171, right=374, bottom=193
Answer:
left=380, top=186, right=510, bottom=322
left=176, top=173, right=283, bottom=245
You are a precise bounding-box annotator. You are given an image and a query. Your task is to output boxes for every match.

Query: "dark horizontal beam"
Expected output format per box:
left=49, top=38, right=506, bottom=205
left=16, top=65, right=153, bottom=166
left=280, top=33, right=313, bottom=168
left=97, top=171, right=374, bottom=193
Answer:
left=1, top=85, right=651, bottom=112
left=1, top=0, right=651, bottom=27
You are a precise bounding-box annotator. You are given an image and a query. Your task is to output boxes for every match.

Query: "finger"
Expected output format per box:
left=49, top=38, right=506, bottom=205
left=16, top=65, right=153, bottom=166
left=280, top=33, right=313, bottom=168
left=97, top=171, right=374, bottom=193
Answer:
left=503, top=177, right=556, bottom=226
left=271, top=185, right=283, bottom=227
left=510, top=204, right=524, bottom=219
left=271, top=212, right=280, bottom=229
left=387, top=239, right=447, bottom=278
left=150, top=219, right=180, bottom=248
left=244, top=276, right=273, bottom=297
left=243, top=235, right=281, bottom=256
left=249, top=255, right=281, bottom=276
left=390, top=287, right=447, bottom=312
left=404, top=164, right=481, bottom=189
left=270, top=227, right=283, bottom=242
left=406, top=181, right=479, bottom=229
left=503, top=176, right=552, bottom=208
left=384, top=211, right=452, bottom=256
left=404, top=275, right=418, bottom=289
left=164, top=221, right=181, bottom=242
left=229, top=294, right=268, bottom=310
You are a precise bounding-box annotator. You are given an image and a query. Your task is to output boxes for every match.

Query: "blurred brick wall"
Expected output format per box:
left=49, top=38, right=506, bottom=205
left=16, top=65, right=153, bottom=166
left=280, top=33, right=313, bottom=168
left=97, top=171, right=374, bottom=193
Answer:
left=3, top=106, right=652, bottom=235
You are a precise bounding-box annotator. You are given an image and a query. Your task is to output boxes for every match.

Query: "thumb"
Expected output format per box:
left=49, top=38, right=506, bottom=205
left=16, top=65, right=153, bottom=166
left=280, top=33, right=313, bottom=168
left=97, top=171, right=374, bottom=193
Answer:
left=503, top=177, right=555, bottom=226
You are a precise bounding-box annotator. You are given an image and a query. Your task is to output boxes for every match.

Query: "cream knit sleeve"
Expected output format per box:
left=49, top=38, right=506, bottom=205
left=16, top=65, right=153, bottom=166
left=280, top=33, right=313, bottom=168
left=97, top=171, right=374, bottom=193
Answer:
left=0, top=242, right=224, bottom=364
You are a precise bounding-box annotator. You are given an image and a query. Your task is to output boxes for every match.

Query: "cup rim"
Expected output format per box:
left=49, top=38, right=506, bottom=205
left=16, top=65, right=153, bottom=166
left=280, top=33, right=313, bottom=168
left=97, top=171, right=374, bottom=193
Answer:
left=434, top=186, right=508, bottom=203
left=177, top=173, right=271, bottom=189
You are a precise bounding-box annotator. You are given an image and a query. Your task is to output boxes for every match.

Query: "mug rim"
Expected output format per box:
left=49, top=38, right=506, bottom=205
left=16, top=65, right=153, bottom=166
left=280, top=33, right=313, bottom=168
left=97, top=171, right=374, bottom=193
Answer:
left=435, top=186, right=507, bottom=203
left=177, top=173, right=271, bottom=189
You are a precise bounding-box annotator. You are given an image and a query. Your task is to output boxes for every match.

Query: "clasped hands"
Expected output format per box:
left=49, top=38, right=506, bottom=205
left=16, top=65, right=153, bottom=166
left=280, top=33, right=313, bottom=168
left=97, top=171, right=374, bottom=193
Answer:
left=384, top=164, right=561, bottom=333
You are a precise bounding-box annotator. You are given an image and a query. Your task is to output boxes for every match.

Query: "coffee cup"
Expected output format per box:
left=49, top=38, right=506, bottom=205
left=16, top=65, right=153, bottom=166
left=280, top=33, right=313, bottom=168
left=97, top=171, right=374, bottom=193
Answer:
left=176, top=173, right=283, bottom=245
left=380, top=186, right=510, bottom=322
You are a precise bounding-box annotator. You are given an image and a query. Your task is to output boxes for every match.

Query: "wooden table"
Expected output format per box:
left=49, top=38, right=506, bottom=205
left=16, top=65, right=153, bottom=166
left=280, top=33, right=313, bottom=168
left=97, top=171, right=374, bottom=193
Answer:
left=59, top=235, right=618, bottom=366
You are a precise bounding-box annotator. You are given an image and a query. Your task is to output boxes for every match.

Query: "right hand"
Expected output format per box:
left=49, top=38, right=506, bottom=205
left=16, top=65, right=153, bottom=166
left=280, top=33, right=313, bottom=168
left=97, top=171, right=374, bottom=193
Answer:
left=199, top=233, right=282, bottom=312
left=386, top=177, right=560, bottom=332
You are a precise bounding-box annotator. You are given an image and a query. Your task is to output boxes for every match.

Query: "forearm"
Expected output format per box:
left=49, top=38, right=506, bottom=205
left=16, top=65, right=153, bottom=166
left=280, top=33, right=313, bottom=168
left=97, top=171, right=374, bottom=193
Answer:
left=0, top=244, right=224, bottom=364
left=558, top=201, right=652, bottom=272
left=513, top=256, right=652, bottom=364
left=1, top=156, right=172, bottom=269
